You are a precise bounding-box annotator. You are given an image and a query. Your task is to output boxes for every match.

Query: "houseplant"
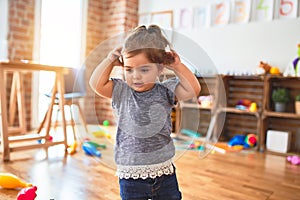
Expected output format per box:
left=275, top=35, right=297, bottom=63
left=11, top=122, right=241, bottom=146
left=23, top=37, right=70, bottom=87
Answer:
left=272, top=88, right=291, bottom=112
left=295, top=94, right=300, bottom=114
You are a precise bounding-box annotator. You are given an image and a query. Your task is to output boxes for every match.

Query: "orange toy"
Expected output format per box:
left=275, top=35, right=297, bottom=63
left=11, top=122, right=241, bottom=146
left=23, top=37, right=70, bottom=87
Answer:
left=0, top=173, right=32, bottom=189
left=259, top=61, right=280, bottom=75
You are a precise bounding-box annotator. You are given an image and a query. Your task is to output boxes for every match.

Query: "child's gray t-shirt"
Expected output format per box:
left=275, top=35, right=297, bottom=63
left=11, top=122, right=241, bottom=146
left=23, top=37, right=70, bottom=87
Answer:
left=112, top=78, right=179, bottom=176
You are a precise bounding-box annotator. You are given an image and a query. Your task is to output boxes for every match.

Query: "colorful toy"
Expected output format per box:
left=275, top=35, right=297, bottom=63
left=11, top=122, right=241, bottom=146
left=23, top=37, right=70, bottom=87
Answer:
left=244, top=133, right=257, bottom=147
left=259, top=61, right=280, bottom=75
left=92, top=128, right=111, bottom=139
left=228, top=134, right=257, bottom=148
left=0, top=173, right=32, bottom=189
left=287, top=155, right=300, bottom=165
left=67, top=141, right=78, bottom=155
left=293, top=44, right=300, bottom=76
left=236, top=99, right=257, bottom=112
left=82, top=141, right=102, bottom=157
left=84, top=140, right=106, bottom=149
left=37, top=135, right=53, bottom=144
left=17, top=186, right=37, bottom=200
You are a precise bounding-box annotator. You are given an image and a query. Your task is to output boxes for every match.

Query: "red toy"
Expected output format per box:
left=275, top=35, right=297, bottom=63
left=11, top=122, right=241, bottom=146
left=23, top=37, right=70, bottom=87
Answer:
left=287, top=155, right=300, bottom=165
left=17, top=186, right=37, bottom=200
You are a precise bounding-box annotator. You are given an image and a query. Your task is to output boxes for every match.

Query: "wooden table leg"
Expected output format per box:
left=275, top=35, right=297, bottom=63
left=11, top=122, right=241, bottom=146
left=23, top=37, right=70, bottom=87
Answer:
left=0, top=69, right=10, bottom=161
left=9, top=72, right=27, bottom=134
left=56, top=72, right=68, bottom=149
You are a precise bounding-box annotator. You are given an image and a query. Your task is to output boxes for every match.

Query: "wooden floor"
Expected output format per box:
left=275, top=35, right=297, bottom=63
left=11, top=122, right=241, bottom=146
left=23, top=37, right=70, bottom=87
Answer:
left=1, top=143, right=300, bottom=200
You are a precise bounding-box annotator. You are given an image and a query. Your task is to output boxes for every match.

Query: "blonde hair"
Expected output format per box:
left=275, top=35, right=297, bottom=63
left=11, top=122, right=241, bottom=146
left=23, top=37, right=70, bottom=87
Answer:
left=122, top=25, right=174, bottom=65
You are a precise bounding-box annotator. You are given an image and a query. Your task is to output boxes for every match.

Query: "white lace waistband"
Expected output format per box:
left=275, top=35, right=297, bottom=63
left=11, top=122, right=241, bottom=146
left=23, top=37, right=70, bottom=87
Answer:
left=116, top=159, right=174, bottom=179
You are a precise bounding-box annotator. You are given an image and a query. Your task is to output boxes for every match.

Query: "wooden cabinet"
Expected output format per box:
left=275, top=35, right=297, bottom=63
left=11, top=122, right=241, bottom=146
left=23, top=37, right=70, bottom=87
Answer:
left=215, top=75, right=264, bottom=148
left=177, top=75, right=300, bottom=155
left=176, top=76, right=217, bottom=138
left=261, top=76, right=300, bottom=155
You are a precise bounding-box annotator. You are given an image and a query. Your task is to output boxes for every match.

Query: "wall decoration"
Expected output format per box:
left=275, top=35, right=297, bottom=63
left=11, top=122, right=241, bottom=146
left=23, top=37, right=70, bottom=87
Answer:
left=253, top=0, right=274, bottom=21
left=211, top=1, right=231, bottom=26
left=278, top=0, right=298, bottom=19
left=193, top=6, right=211, bottom=28
left=232, top=0, right=251, bottom=24
left=174, top=8, right=193, bottom=29
left=138, top=11, right=173, bottom=29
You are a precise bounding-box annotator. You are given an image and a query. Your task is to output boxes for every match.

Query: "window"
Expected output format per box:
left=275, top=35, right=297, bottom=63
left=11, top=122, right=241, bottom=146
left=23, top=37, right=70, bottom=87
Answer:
left=33, top=0, right=87, bottom=126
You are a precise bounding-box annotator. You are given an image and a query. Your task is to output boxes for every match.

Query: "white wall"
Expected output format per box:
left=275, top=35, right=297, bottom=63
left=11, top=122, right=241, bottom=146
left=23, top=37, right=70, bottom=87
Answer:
left=0, top=0, right=8, bottom=60
left=139, top=0, right=300, bottom=74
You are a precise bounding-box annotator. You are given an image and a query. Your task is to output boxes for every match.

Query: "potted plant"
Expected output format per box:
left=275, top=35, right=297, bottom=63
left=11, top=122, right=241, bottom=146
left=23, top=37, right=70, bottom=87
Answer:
left=272, top=88, right=291, bottom=112
left=295, top=94, right=300, bottom=114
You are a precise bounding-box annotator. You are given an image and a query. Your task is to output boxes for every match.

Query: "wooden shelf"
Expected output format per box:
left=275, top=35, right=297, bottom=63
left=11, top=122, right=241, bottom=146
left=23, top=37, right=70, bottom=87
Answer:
left=177, top=75, right=300, bottom=156
left=180, top=102, right=212, bottom=110
left=218, top=107, right=260, bottom=117
left=263, top=111, right=300, bottom=119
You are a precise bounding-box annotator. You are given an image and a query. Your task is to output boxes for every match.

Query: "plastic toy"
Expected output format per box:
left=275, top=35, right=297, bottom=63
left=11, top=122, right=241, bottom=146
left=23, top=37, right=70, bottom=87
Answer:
left=103, top=120, right=110, bottom=126
left=0, top=173, right=32, bottom=189
left=244, top=133, right=257, bottom=147
left=236, top=99, right=257, bottom=112
left=85, top=141, right=106, bottom=149
left=82, top=142, right=101, bottom=157
left=37, top=135, right=53, bottom=144
left=258, top=61, right=280, bottom=75
left=228, top=135, right=246, bottom=147
left=228, top=134, right=257, bottom=148
left=287, top=155, right=300, bottom=165
left=181, top=129, right=201, bottom=138
left=92, top=129, right=111, bottom=139
left=17, top=186, right=37, bottom=200
left=249, top=102, right=258, bottom=112
left=292, top=44, right=300, bottom=75
left=67, top=141, right=78, bottom=155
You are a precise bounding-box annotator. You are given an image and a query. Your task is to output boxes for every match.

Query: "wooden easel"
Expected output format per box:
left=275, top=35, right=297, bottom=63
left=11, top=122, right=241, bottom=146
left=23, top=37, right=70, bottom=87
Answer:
left=8, top=71, right=27, bottom=134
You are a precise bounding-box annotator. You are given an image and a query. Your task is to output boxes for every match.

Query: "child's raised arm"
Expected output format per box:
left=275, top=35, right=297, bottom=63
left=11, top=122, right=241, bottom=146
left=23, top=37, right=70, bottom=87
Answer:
left=89, top=47, right=122, bottom=98
left=165, top=50, right=201, bottom=101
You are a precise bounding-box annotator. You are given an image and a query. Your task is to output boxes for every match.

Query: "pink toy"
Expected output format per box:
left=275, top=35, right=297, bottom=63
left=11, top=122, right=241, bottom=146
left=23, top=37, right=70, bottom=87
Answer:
left=287, top=155, right=300, bottom=165
left=17, top=186, right=37, bottom=200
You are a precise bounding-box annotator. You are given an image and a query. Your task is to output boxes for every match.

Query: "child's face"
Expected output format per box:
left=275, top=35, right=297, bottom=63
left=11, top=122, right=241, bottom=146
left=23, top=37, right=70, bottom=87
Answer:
left=123, top=52, right=161, bottom=92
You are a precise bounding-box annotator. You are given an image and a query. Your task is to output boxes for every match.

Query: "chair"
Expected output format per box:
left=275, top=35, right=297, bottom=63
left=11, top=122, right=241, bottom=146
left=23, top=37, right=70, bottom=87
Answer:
left=37, top=67, right=88, bottom=141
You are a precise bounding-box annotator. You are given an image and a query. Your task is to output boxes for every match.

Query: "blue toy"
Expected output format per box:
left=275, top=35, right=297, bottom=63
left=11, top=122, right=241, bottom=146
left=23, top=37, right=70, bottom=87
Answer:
left=228, top=135, right=247, bottom=147
left=228, top=134, right=257, bottom=149
left=82, top=142, right=101, bottom=157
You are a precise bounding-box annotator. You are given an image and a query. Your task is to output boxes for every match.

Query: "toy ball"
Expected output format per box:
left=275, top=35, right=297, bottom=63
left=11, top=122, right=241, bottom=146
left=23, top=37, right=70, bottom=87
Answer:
left=103, top=120, right=110, bottom=126
left=244, top=134, right=257, bottom=147
left=287, top=155, right=300, bottom=165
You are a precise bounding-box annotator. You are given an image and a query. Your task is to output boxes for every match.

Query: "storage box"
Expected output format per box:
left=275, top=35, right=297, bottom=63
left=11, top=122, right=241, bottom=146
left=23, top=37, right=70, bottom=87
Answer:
left=266, top=130, right=291, bottom=153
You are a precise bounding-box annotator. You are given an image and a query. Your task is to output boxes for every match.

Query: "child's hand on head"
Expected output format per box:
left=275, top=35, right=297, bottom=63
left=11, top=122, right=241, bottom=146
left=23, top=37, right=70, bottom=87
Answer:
left=163, top=50, right=181, bottom=71
left=108, top=46, right=123, bottom=66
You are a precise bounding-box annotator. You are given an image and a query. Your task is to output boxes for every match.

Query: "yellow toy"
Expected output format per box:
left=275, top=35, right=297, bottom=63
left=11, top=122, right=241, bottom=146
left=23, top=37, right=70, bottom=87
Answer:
left=249, top=102, right=258, bottom=112
left=0, top=173, right=32, bottom=189
left=67, top=141, right=78, bottom=155
left=92, top=129, right=111, bottom=139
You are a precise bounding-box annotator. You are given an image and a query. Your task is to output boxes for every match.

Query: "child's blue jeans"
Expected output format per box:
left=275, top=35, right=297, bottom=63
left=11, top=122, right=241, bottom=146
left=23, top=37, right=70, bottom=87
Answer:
left=119, top=168, right=182, bottom=200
